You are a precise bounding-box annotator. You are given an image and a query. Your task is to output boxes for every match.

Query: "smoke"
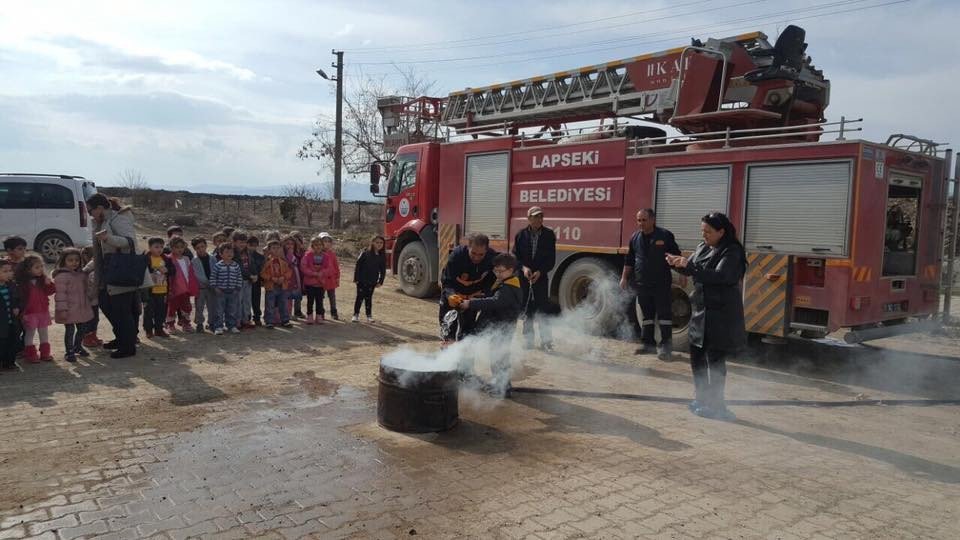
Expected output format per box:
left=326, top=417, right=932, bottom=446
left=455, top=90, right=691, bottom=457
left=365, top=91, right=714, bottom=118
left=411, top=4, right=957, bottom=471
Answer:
left=380, top=273, right=637, bottom=405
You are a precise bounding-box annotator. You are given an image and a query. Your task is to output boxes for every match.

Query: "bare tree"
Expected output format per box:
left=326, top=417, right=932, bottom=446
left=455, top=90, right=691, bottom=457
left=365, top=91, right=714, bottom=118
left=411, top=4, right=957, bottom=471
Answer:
left=297, top=67, right=437, bottom=179
left=117, top=168, right=149, bottom=206
left=281, top=183, right=326, bottom=227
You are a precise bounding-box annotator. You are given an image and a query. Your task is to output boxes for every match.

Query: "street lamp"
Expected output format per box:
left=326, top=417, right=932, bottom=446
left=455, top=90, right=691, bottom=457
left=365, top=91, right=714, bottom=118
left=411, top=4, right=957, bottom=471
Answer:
left=316, top=50, right=344, bottom=229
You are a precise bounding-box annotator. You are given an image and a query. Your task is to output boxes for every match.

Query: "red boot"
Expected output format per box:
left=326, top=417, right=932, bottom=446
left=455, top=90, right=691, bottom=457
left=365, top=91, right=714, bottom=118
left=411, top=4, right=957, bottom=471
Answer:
left=39, top=343, right=53, bottom=362
left=24, top=345, right=39, bottom=364
left=82, top=332, right=102, bottom=348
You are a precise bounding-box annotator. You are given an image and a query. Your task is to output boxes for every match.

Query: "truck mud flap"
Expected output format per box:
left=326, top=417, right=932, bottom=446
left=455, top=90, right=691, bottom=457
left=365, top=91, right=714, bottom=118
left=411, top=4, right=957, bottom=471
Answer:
left=744, top=253, right=791, bottom=337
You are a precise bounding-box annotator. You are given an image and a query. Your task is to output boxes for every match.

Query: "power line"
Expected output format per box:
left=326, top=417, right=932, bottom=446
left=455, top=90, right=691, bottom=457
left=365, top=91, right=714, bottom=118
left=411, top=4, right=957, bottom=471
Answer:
left=350, top=0, right=878, bottom=66
left=347, top=0, right=759, bottom=55
left=356, top=0, right=908, bottom=80
left=342, top=0, right=717, bottom=53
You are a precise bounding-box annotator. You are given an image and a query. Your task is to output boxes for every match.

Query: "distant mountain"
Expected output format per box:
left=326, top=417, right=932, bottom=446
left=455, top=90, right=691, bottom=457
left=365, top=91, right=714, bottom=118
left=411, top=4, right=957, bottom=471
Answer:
left=144, top=181, right=377, bottom=201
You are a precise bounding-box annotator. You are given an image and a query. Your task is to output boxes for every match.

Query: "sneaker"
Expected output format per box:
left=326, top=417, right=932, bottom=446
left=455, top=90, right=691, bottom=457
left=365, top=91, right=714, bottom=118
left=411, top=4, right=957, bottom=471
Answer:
left=656, top=345, right=673, bottom=361
left=265, top=324, right=275, bottom=329
left=331, top=313, right=339, bottom=321
left=164, top=324, right=177, bottom=334
left=351, top=315, right=359, bottom=322
left=281, top=322, right=293, bottom=329
left=65, top=354, right=77, bottom=363
left=254, top=320, right=263, bottom=327
left=182, top=324, right=194, bottom=333
left=195, top=327, right=205, bottom=334
left=103, top=340, right=119, bottom=350
left=145, top=330, right=155, bottom=339
left=229, top=327, right=240, bottom=334
left=305, top=315, right=315, bottom=325
left=110, top=350, right=135, bottom=359
left=242, top=322, right=256, bottom=329
left=318, top=314, right=326, bottom=321
left=366, top=316, right=375, bottom=323
left=76, top=347, right=90, bottom=358
left=214, top=328, right=224, bottom=335
left=155, top=329, right=171, bottom=338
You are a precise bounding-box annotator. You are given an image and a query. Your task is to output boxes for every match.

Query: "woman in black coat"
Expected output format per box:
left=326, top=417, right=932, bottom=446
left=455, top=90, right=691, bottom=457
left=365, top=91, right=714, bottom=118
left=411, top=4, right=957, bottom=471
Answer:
left=666, top=212, right=747, bottom=420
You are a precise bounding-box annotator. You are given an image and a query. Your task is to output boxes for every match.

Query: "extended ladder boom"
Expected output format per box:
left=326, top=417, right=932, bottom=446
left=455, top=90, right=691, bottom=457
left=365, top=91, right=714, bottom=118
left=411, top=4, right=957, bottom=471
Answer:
left=440, top=26, right=829, bottom=135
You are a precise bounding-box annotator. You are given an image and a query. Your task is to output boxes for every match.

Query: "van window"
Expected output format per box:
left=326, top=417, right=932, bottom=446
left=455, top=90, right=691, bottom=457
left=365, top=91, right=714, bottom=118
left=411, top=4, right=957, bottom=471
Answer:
left=882, top=173, right=922, bottom=276
left=36, top=183, right=76, bottom=209
left=0, top=182, right=37, bottom=209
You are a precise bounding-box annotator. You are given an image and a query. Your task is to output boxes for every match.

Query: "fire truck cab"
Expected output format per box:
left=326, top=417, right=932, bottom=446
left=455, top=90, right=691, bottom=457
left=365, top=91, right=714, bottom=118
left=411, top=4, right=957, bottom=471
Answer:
left=374, top=26, right=953, bottom=344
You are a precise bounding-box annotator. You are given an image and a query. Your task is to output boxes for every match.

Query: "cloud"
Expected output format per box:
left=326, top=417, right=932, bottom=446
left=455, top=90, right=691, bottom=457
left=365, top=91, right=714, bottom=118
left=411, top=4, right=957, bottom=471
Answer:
left=334, top=23, right=355, bottom=38
left=44, top=36, right=258, bottom=81
left=40, top=92, right=253, bottom=129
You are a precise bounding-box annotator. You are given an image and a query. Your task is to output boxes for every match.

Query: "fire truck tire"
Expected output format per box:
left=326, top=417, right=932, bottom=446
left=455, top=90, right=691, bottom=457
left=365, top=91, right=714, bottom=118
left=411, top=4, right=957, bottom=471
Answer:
left=557, top=257, right=622, bottom=335
left=397, top=241, right=436, bottom=298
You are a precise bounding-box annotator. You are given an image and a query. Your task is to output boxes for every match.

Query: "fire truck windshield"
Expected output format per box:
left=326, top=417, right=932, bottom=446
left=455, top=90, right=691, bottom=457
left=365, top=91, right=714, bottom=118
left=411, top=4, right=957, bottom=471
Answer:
left=387, top=153, right=418, bottom=196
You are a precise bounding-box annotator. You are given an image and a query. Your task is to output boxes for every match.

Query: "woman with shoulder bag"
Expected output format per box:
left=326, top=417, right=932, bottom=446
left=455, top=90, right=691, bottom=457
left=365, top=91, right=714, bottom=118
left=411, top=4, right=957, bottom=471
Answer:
left=86, top=193, right=149, bottom=359
left=666, top=212, right=748, bottom=420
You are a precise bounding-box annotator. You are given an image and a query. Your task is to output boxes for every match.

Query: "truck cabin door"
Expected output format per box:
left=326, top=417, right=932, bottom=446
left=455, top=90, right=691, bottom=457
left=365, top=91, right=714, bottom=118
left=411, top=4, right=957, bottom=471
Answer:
left=385, top=152, right=420, bottom=226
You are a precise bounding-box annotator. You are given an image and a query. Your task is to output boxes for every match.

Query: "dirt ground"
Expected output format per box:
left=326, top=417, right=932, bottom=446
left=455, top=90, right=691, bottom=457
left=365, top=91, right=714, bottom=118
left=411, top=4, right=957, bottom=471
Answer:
left=1, top=233, right=960, bottom=537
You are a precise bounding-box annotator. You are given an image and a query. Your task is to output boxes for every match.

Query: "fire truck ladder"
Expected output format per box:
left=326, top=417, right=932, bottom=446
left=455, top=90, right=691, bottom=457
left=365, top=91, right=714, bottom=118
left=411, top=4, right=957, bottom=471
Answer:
left=440, top=32, right=767, bottom=130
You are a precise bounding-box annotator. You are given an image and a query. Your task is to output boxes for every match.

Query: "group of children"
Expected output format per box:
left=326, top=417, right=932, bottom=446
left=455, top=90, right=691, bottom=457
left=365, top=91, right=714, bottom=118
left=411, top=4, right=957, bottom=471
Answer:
left=0, top=227, right=388, bottom=369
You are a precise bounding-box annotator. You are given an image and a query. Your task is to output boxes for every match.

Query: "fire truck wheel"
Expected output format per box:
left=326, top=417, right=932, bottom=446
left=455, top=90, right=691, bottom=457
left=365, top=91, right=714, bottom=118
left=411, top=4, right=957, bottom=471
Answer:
left=397, top=241, right=436, bottom=298
left=557, top=257, right=621, bottom=335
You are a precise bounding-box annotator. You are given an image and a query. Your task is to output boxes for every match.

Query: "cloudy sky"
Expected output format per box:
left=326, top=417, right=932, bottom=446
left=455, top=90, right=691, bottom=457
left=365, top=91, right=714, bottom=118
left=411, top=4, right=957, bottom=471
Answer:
left=0, top=0, right=956, bottom=194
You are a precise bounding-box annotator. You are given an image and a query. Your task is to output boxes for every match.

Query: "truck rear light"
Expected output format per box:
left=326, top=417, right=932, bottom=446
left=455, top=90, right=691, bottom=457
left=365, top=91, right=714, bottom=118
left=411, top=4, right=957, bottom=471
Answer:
left=850, top=296, right=871, bottom=311
left=79, top=201, right=87, bottom=227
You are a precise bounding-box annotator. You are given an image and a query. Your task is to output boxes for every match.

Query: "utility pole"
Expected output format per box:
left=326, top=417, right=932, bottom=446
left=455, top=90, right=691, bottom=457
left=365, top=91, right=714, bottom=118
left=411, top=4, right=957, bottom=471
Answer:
left=333, top=49, right=344, bottom=229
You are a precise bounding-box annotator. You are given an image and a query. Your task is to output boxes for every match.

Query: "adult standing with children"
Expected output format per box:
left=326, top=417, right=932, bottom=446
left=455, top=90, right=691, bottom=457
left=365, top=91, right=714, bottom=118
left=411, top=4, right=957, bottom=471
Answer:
left=86, top=193, right=145, bottom=359
left=666, top=212, right=747, bottom=420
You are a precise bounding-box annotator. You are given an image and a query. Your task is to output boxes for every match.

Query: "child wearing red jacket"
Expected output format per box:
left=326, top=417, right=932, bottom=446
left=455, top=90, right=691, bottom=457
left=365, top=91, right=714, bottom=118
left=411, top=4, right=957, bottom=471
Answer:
left=16, top=255, right=56, bottom=363
left=300, top=233, right=340, bottom=322
left=165, top=237, right=199, bottom=332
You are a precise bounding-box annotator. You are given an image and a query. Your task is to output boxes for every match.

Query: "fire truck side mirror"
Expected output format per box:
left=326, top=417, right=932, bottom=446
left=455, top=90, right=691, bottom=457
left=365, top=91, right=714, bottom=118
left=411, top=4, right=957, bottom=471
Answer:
left=370, top=163, right=381, bottom=195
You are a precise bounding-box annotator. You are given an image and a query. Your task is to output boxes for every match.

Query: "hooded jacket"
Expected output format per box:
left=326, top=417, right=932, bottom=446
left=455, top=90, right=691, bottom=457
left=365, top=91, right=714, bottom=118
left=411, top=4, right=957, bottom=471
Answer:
left=469, top=274, right=524, bottom=330
left=354, top=249, right=386, bottom=287
left=301, top=249, right=340, bottom=290
left=91, top=206, right=149, bottom=295
left=54, top=268, right=94, bottom=325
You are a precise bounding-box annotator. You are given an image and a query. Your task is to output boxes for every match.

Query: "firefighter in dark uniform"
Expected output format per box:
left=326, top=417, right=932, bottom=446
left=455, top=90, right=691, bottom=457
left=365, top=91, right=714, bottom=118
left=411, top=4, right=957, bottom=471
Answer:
left=439, top=232, right=497, bottom=343
left=620, top=208, right=681, bottom=360
left=512, top=206, right=557, bottom=350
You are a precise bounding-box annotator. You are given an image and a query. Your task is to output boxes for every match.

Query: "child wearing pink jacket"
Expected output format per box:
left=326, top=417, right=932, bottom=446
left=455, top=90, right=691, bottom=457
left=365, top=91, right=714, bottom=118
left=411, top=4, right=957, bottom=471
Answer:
left=300, top=232, right=340, bottom=322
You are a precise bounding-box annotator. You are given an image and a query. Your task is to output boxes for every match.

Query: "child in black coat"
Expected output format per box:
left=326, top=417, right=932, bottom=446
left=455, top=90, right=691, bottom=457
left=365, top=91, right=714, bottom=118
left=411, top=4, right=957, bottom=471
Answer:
left=459, top=252, right=524, bottom=397
left=352, top=235, right=387, bottom=323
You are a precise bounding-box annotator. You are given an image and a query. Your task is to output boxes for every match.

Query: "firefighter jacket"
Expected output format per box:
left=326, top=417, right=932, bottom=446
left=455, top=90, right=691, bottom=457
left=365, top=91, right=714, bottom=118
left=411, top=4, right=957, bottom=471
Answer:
left=469, top=275, right=524, bottom=330
left=440, top=245, right=497, bottom=296
left=627, top=227, right=680, bottom=288
left=512, top=226, right=556, bottom=274
left=674, top=240, right=747, bottom=352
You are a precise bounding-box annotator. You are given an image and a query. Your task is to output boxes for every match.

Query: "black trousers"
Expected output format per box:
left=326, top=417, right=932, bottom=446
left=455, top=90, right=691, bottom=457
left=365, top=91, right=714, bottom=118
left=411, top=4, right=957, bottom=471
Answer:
left=143, top=293, right=167, bottom=333
left=100, top=289, right=138, bottom=355
left=689, top=345, right=727, bottom=407
left=0, top=333, right=16, bottom=367
left=637, top=286, right=673, bottom=346
left=63, top=323, right=85, bottom=355
left=439, top=289, right=477, bottom=341
left=305, top=286, right=323, bottom=315
left=522, top=276, right=552, bottom=346
left=251, top=282, right=262, bottom=323
left=354, top=284, right=376, bottom=317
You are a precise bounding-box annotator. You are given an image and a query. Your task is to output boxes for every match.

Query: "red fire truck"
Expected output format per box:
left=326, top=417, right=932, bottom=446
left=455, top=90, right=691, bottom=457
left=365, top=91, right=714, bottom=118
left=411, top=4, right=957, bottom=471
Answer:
left=372, top=26, right=953, bottom=344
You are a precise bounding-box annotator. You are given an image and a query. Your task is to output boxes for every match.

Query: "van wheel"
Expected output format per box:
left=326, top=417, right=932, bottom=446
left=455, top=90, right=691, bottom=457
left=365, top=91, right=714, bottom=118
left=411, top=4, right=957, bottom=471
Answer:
left=557, top=257, right=623, bottom=335
left=398, top=241, right=435, bottom=298
left=36, top=232, right=72, bottom=263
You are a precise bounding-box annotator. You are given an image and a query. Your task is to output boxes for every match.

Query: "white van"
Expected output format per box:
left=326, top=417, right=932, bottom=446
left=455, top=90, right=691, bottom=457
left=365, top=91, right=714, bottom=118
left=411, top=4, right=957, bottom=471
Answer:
left=0, top=174, right=98, bottom=262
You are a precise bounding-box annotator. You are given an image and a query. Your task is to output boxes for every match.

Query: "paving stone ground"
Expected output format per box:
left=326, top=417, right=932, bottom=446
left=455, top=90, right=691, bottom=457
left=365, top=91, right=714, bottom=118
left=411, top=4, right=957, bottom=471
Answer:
left=2, top=281, right=959, bottom=539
